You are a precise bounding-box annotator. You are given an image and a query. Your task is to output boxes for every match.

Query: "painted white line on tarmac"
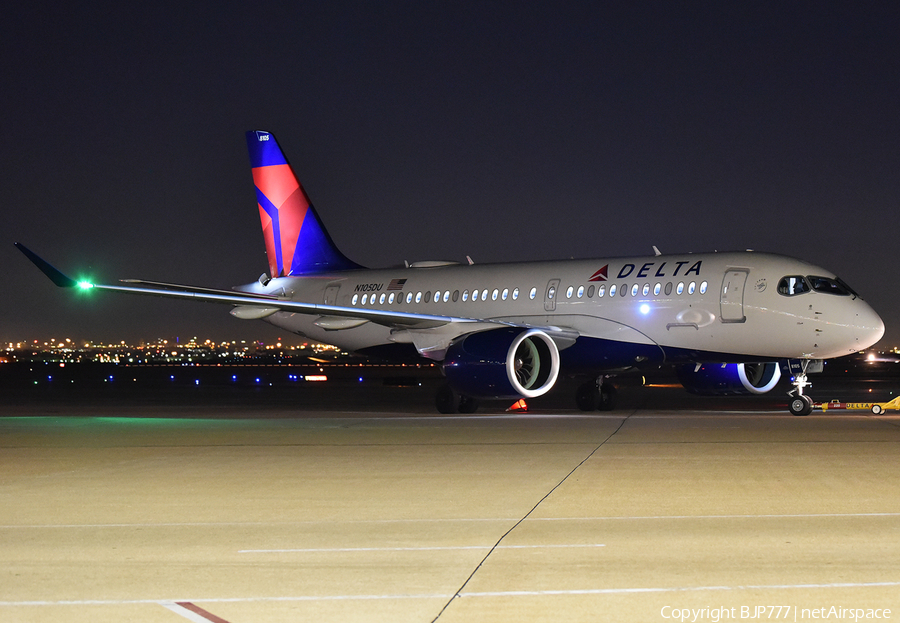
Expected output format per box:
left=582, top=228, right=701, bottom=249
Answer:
left=462, top=580, right=900, bottom=597
left=238, top=544, right=606, bottom=553
left=530, top=512, right=900, bottom=521
left=4, top=580, right=900, bottom=608
left=3, top=511, right=898, bottom=530
left=0, top=518, right=518, bottom=529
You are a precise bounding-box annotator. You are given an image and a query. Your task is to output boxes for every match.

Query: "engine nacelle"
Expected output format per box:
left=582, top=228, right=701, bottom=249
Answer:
left=442, top=328, right=561, bottom=399
left=677, top=362, right=782, bottom=396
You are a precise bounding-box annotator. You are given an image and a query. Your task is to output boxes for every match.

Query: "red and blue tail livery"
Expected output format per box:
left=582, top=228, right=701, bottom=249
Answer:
left=246, top=130, right=361, bottom=277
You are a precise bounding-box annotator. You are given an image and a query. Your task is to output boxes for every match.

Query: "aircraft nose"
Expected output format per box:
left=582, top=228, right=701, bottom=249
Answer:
left=855, top=301, right=885, bottom=350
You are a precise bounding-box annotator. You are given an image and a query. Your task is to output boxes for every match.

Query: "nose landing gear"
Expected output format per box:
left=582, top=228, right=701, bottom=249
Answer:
left=787, top=362, right=813, bottom=416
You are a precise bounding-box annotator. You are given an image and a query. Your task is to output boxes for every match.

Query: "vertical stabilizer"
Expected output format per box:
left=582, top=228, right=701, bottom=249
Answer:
left=246, top=130, right=362, bottom=277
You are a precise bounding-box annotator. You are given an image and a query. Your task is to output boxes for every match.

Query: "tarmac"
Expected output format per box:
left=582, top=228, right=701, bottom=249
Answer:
left=2, top=380, right=900, bottom=623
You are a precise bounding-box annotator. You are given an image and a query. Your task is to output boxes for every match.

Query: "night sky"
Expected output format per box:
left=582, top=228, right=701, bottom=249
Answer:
left=3, top=2, right=899, bottom=348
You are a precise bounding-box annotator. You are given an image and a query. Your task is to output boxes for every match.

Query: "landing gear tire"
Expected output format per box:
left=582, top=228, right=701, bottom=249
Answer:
left=789, top=395, right=813, bottom=416
left=458, top=395, right=480, bottom=414
left=435, top=384, right=480, bottom=414
left=872, top=404, right=884, bottom=415
left=576, top=380, right=617, bottom=411
left=576, top=383, right=600, bottom=411
left=598, top=384, right=617, bottom=411
left=435, top=384, right=460, bottom=414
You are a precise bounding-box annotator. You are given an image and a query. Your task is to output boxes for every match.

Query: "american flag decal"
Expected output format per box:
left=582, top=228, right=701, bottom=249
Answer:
left=387, top=279, right=407, bottom=290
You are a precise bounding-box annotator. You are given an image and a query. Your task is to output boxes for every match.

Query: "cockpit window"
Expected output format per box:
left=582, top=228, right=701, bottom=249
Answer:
left=807, top=276, right=850, bottom=296
left=836, top=277, right=861, bottom=299
left=777, top=276, right=810, bottom=296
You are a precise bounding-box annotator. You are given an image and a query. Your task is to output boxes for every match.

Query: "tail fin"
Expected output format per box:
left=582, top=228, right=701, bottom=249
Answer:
left=246, top=130, right=363, bottom=277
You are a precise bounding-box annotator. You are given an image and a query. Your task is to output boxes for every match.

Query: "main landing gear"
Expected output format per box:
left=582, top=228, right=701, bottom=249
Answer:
left=787, top=362, right=814, bottom=416
left=576, top=376, right=617, bottom=412
left=435, top=384, right=480, bottom=414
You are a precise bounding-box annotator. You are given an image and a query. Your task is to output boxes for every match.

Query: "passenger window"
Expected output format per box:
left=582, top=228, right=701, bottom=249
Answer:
left=700, top=281, right=708, bottom=294
left=502, top=288, right=509, bottom=301
left=462, top=290, right=469, bottom=301
left=379, top=293, right=386, bottom=304
left=642, top=284, right=650, bottom=296
left=587, top=285, right=595, bottom=298
left=388, top=293, right=395, bottom=304
left=631, top=284, right=639, bottom=296
left=548, top=286, right=556, bottom=300
left=491, top=289, right=498, bottom=301
left=676, top=282, right=684, bottom=295
left=598, top=285, right=606, bottom=297
left=777, top=276, right=811, bottom=296
left=654, top=283, right=661, bottom=296
left=443, top=291, right=450, bottom=303
left=665, top=282, right=673, bottom=295
left=362, top=294, right=368, bottom=305
left=452, top=290, right=459, bottom=302
left=577, top=285, right=584, bottom=298
left=434, top=291, right=441, bottom=303
left=352, top=294, right=359, bottom=305
left=415, top=292, right=422, bottom=303
left=566, top=286, right=574, bottom=299
left=529, top=287, right=537, bottom=300
left=406, top=292, right=413, bottom=304
left=609, top=284, right=616, bottom=296
left=512, top=288, right=519, bottom=300
left=482, top=289, right=489, bottom=301
left=688, top=282, right=695, bottom=295
left=472, top=289, right=479, bottom=302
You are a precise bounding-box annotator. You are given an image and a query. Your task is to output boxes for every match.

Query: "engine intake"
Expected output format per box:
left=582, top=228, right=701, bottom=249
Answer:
left=677, top=362, right=782, bottom=396
left=443, top=328, right=561, bottom=399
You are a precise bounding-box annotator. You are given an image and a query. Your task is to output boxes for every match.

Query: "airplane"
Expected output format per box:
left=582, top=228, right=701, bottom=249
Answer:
left=16, top=130, right=885, bottom=416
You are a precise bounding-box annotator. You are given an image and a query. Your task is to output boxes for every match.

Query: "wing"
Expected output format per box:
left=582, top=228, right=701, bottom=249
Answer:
left=15, top=243, right=485, bottom=330
left=15, top=243, right=582, bottom=362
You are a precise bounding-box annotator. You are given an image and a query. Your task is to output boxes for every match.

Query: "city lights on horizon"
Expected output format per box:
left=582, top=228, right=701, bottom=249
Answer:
left=1, top=336, right=349, bottom=365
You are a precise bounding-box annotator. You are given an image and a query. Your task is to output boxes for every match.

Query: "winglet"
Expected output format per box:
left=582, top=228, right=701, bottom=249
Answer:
left=14, top=243, right=78, bottom=288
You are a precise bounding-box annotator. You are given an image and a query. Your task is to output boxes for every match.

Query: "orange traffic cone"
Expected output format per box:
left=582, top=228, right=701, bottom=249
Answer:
left=507, top=399, right=528, bottom=412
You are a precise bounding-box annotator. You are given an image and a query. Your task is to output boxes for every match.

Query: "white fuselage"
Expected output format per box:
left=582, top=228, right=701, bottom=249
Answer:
left=238, top=251, right=884, bottom=365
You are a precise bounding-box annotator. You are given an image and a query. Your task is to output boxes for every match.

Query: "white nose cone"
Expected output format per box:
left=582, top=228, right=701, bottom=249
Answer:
left=856, top=302, right=885, bottom=350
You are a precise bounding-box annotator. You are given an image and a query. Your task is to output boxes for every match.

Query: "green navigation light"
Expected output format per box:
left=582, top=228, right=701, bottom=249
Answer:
left=77, top=281, right=94, bottom=290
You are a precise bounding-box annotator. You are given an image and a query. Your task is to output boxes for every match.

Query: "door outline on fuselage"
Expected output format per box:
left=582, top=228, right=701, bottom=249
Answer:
left=324, top=284, right=341, bottom=305
left=720, top=269, right=748, bottom=323
left=544, top=279, right=560, bottom=312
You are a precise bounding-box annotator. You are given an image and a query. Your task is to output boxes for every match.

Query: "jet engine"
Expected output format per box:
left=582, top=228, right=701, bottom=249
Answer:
left=442, top=328, right=561, bottom=399
left=677, top=362, right=782, bottom=396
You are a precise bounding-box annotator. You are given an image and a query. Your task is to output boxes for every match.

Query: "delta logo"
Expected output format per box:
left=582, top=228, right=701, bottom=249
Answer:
left=588, top=260, right=703, bottom=282
left=588, top=265, right=608, bottom=282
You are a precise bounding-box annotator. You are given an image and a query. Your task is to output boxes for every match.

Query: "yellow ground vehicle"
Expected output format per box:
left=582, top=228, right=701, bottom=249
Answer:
left=870, top=396, right=900, bottom=415
left=818, top=396, right=900, bottom=414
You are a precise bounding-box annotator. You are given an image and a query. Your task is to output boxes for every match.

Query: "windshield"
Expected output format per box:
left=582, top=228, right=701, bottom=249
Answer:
left=807, top=276, right=850, bottom=296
